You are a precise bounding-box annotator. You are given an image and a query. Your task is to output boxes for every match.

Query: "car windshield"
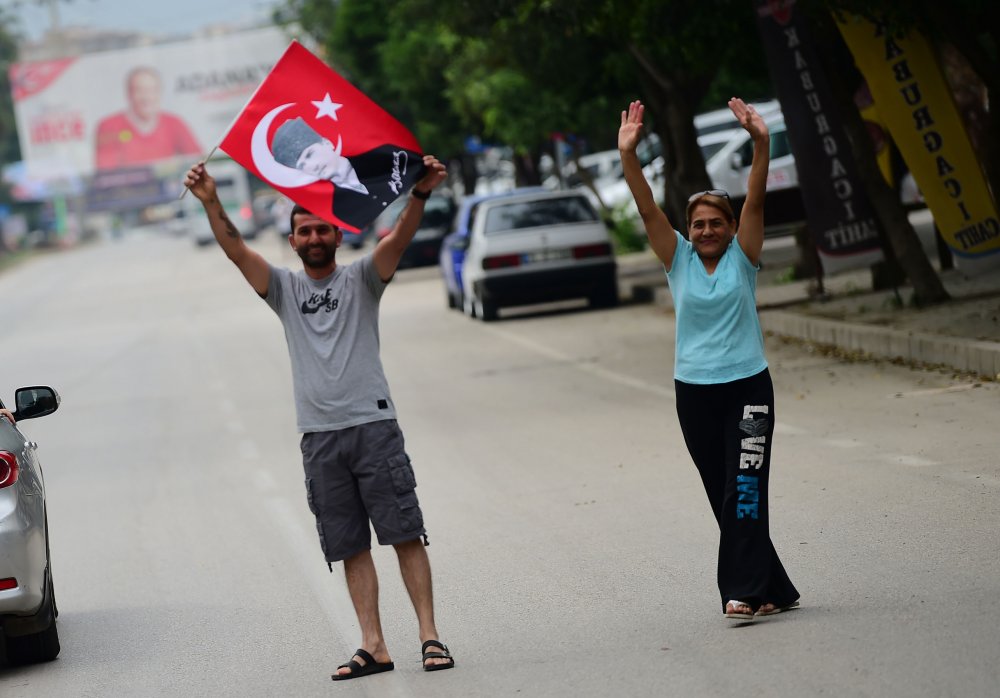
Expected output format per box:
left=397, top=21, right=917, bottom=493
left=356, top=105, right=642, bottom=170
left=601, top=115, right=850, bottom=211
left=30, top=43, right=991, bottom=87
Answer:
left=700, top=141, right=727, bottom=162
left=484, top=196, right=598, bottom=234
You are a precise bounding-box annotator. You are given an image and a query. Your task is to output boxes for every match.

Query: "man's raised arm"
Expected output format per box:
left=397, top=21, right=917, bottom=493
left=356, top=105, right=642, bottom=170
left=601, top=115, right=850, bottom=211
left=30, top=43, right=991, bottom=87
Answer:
left=373, top=155, right=448, bottom=282
left=184, top=162, right=271, bottom=296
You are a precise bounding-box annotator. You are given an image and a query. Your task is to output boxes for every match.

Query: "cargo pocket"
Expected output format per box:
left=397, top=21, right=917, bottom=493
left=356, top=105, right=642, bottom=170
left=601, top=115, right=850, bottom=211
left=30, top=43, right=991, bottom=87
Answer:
left=396, top=491, right=424, bottom=533
left=304, top=478, right=329, bottom=556
left=386, top=454, right=422, bottom=533
left=387, top=453, right=417, bottom=493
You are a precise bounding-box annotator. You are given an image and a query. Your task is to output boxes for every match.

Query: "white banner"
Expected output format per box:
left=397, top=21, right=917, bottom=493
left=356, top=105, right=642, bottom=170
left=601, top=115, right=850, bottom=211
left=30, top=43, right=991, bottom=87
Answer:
left=9, top=27, right=292, bottom=179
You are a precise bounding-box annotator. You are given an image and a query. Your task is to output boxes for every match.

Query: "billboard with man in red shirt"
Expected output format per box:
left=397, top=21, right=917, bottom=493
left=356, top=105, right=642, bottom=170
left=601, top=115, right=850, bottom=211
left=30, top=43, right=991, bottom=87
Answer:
left=8, top=27, right=289, bottom=181
left=94, top=65, right=202, bottom=170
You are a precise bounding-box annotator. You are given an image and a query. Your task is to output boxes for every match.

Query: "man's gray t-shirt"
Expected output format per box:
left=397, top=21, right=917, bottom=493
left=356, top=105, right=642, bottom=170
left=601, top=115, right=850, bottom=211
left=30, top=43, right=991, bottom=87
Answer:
left=264, top=254, right=396, bottom=433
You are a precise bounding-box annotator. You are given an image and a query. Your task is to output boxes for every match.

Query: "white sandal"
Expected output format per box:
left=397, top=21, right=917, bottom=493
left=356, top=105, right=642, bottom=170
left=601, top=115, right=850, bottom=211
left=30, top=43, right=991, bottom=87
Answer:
left=756, top=600, right=800, bottom=616
left=725, top=600, right=755, bottom=620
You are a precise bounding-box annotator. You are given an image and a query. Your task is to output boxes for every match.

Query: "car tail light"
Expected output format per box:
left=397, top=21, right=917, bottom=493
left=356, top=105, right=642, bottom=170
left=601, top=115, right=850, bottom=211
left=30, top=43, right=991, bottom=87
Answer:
left=572, top=243, right=613, bottom=259
left=0, top=451, right=17, bottom=488
left=0, top=578, right=16, bottom=591
left=483, top=254, right=521, bottom=270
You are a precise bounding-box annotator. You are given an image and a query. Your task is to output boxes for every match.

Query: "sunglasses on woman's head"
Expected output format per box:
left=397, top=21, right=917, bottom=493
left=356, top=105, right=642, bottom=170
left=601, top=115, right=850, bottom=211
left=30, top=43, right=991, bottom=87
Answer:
left=687, top=189, right=730, bottom=202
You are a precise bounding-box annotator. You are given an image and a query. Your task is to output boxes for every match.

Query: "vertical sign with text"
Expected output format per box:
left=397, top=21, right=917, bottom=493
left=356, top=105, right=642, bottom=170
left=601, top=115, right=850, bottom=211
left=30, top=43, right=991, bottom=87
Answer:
left=756, top=0, right=883, bottom=273
left=836, top=14, right=1000, bottom=271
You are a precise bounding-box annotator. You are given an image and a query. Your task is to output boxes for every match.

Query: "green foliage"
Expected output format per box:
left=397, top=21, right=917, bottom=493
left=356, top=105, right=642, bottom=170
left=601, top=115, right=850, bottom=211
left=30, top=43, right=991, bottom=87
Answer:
left=274, top=0, right=778, bottom=191
left=607, top=202, right=647, bottom=254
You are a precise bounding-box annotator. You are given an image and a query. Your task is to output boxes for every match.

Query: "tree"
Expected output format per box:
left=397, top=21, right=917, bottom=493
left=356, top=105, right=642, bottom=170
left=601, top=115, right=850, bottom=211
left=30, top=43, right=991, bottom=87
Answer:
left=277, top=0, right=773, bottom=204
left=276, top=0, right=485, bottom=190
left=0, top=8, right=22, bottom=204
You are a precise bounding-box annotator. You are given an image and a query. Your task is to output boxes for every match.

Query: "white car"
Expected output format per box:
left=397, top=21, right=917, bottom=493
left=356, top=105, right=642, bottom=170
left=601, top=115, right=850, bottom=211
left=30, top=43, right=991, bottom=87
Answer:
left=460, top=190, right=618, bottom=321
left=704, top=112, right=798, bottom=200
left=702, top=112, right=805, bottom=236
left=694, top=99, right=782, bottom=137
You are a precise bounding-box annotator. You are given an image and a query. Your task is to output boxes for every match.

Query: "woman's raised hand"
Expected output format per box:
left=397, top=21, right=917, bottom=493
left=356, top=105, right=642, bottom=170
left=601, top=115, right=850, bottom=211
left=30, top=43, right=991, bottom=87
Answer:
left=728, top=97, right=769, bottom=142
left=618, top=100, right=645, bottom=153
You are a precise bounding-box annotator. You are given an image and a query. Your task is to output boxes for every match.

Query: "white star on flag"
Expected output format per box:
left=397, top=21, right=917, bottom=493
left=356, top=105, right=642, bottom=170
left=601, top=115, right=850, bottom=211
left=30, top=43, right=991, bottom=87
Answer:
left=312, top=93, right=343, bottom=120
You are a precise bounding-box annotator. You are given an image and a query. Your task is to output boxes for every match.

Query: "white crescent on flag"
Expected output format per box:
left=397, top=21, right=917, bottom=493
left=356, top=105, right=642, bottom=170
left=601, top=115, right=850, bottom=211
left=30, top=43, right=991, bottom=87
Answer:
left=250, top=103, right=321, bottom=188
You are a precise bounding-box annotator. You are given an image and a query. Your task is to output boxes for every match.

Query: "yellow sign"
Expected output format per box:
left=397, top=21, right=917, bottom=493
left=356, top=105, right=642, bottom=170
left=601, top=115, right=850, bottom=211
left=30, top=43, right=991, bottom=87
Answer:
left=836, top=14, right=999, bottom=257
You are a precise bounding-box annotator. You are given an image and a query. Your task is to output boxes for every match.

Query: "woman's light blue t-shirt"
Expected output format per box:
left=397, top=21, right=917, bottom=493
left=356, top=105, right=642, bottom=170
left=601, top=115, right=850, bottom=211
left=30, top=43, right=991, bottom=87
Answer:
left=666, top=230, right=767, bottom=384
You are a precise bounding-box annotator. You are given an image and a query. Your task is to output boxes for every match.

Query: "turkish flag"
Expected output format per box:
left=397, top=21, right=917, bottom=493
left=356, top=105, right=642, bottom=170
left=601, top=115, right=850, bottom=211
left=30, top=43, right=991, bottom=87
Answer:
left=219, top=41, right=424, bottom=232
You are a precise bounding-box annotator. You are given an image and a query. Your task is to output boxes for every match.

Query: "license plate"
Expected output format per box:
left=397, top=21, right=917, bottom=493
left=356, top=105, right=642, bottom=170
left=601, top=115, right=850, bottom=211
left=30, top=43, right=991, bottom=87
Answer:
left=523, top=249, right=571, bottom=263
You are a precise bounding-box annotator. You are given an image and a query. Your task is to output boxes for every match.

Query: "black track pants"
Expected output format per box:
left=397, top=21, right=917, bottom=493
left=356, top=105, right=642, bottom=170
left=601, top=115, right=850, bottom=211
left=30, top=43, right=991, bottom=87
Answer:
left=675, top=369, right=799, bottom=612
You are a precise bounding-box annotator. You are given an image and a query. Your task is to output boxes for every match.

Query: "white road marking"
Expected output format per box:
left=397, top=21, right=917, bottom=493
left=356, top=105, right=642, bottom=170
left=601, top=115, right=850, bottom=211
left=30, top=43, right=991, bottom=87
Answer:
left=483, top=324, right=677, bottom=399
left=257, top=482, right=416, bottom=697
left=822, top=438, right=863, bottom=449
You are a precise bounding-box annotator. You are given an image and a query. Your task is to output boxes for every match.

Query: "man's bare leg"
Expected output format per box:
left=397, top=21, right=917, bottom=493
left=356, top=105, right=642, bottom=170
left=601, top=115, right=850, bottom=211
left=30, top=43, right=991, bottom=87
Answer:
left=394, top=539, right=452, bottom=668
left=335, top=550, right=392, bottom=677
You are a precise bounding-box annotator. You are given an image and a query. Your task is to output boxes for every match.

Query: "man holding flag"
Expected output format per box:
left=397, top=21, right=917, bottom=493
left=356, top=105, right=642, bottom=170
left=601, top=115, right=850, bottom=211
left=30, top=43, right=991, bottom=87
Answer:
left=183, top=39, right=458, bottom=679
left=184, top=153, right=454, bottom=680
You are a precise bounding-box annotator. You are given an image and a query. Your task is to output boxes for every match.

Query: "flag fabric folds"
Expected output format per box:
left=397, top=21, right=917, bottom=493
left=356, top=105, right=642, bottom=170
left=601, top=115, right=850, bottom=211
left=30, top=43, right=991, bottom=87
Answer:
left=219, top=41, right=424, bottom=232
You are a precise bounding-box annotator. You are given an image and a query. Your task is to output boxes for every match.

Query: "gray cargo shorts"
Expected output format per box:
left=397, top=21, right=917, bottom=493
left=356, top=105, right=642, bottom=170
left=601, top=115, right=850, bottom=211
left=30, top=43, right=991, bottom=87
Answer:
left=300, top=419, right=425, bottom=563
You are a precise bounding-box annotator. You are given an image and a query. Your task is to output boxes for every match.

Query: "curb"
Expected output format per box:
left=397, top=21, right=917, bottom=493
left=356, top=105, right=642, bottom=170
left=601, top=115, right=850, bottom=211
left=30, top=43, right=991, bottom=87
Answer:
left=758, top=310, right=1000, bottom=379
left=617, top=265, right=1000, bottom=380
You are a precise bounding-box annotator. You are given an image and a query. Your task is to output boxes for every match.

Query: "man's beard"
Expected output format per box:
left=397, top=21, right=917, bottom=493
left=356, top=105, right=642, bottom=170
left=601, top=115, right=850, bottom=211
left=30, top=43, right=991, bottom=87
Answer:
left=297, top=241, right=337, bottom=269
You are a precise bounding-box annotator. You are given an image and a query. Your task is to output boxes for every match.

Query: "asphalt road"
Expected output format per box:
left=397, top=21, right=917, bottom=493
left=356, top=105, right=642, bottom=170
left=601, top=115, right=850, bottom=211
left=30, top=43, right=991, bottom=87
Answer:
left=0, top=230, right=997, bottom=697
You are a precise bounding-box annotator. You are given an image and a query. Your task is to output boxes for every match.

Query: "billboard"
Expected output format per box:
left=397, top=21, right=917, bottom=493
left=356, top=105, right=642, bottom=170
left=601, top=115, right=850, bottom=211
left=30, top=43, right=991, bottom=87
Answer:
left=9, top=26, right=292, bottom=180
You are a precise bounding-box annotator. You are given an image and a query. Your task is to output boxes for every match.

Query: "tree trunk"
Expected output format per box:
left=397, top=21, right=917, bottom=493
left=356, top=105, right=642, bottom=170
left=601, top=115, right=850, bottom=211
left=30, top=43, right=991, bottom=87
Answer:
left=628, top=45, right=714, bottom=230
left=932, top=14, right=1000, bottom=206
left=816, top=17, right=949, bottom=306
left=513, top=150, right=542, bottom=187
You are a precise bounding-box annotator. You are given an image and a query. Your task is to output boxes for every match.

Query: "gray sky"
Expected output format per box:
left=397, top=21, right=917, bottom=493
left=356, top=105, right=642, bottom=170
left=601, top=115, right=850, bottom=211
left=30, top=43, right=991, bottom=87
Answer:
left=4, top=0, right=282, bottom=41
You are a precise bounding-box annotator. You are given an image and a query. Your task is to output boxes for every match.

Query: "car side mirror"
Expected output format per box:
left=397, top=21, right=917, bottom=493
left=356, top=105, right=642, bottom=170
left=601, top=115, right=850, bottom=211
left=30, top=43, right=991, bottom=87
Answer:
left=729, top=152, right=744, bottom=170
left=13, top=386, right=60, bottom=421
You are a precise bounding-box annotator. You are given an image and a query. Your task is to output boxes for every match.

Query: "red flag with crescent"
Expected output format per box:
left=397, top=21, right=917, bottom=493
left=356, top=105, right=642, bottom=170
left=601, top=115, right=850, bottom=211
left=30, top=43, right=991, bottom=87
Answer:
left=219, top=41, right=424, bottom=232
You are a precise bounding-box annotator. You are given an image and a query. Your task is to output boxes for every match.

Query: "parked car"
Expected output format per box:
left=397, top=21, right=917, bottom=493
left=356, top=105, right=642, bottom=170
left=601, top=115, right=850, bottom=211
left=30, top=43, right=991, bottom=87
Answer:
left=341, top=224, right=373, bottom=250
left=701, top=112, right=806, bottom=236
left=439, top=188, right=547, bottom=311
left=372, top=193, right=457, bottom=268
left=459, top=189, right=618, bottom=321
left=694, top=99, right=782, bottom=136
left=0, top=386, right=62, bottom=665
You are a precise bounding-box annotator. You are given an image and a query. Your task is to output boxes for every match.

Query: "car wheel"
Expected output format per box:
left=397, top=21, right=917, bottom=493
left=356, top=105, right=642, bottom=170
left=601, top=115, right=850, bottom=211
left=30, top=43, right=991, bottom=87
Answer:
left=475, top=294, right=499, bottom=322
left=4, top=570, right=60, bottom=665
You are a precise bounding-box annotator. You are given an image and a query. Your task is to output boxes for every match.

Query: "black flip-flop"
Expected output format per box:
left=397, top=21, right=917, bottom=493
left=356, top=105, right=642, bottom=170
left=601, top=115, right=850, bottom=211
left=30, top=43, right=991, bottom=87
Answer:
left=331, top=648, right=395, bottom=681
left=421, top=640, right=455, bottom=672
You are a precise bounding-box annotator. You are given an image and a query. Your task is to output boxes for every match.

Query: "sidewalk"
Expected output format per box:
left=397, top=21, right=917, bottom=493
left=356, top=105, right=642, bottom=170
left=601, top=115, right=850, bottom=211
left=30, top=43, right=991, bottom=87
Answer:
left=616, top=245, right=1000, bottom=380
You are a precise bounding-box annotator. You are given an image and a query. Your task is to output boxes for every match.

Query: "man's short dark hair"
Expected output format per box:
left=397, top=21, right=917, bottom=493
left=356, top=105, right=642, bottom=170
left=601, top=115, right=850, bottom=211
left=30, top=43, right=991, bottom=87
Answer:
left=290, top=203, right=336, bottom=235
